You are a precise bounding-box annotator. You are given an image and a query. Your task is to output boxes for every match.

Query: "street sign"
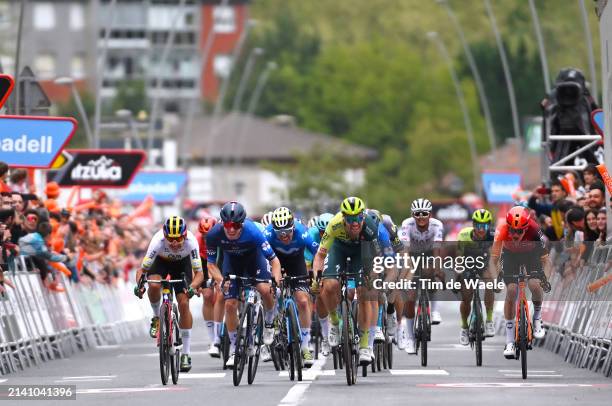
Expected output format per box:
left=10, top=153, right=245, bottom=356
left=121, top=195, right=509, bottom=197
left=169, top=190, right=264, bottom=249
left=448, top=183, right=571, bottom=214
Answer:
left=17, top=66, right=51, bottom=116
left=592, top=109, right=604, bottom=137
left=0, top=115, right=76, bottom=168
left=481, top=172, right=522, bottom=203
left=115, top=171, right=188, bottom=203
left=48, top=150, right=146, bottom=188
left=0, top=74, right=14, bottom=109
left=50, top=151, right=73, bottom=169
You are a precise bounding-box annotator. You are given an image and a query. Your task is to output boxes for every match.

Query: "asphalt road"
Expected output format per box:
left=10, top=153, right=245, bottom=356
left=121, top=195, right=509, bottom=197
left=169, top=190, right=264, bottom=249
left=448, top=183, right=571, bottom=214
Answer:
left=2, top=302, right=610, bottom=406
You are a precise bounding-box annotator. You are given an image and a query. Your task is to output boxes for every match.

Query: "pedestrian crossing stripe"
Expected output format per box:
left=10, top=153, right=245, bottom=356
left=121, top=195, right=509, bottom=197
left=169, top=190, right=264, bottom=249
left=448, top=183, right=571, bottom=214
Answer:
left=178, top=373, right=226, bottom=379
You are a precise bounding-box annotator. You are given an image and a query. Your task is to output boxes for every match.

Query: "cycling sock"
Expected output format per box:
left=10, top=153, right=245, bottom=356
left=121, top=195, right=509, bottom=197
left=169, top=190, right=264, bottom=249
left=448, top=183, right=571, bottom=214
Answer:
left=486, top=308, right=494, bottom=322
left=533, top=304, right=542, bottom=320
left=265, top=309, right=275, bottom=325
left=505, top=319, right=515, bottom=344
left=319, top=316, right=330, bottom=337
left=359, top=331, right=369, bottom=349
left=181, top=329, right=191, bottom=355
left=301, top=328, right=311, bottom=351
left=150, top=300, right=160, bottom=318
left=229, top=331, right=237, bottom=352
left=205, top=320, right=215, bottom=343
left=461, top=317, right=468, bottom=329
left=329, top=310, right=340, bottom=325
left=368, top=327, right=376, bottom=348
left=387, top=303, right=395, bottom=314
left=213, top=322, right=222, bottom=344
left=406, top=318, right=415, bottom=340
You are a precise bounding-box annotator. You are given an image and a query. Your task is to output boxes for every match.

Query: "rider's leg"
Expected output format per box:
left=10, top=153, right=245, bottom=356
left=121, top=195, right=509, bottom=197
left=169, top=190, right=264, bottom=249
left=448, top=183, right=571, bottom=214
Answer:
left=321, top=279, right=341, bottom=324
left=213, top=288, right=225, bottom=345
left=256, top=282, right=275, bottom=325
left=225, top=298, right=240, bottom=352
left=356, top=286, right=373, bottom=349
left=460, top=286, right=473, bottom=329
left=177, top=292, right=193, bottom=355
left=295, top=290, right=312, bottom=350
left=503, top=283, right=518, bottom=344
left=316, top=294, right=330, bottom=337
left=147, top=274, right=162, bottom=317
left=528, top=278, right=543, bottom=318
left=202, top=287, right=215, bottom=343
left=404, top=288, right=417, bottom=340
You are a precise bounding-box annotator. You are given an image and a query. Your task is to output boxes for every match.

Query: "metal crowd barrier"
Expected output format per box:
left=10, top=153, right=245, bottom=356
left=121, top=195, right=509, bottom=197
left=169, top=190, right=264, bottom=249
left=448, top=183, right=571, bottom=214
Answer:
left=539, top=244, right=612, bottom=378
left=0, top=256, right=148, bottom=376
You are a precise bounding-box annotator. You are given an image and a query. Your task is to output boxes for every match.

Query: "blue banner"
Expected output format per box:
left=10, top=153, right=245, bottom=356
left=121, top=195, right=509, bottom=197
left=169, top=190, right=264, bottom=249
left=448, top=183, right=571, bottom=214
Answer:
left=116, top=171, right=188, bottom=203
left=481, top=172, right=522, bottom=203
left=0, top=116, right=76, bottom=168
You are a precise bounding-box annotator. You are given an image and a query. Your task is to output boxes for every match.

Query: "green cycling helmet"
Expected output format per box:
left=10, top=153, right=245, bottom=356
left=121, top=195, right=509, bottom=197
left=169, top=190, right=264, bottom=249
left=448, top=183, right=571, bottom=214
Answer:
left=471, top=208, right=492, bottom=224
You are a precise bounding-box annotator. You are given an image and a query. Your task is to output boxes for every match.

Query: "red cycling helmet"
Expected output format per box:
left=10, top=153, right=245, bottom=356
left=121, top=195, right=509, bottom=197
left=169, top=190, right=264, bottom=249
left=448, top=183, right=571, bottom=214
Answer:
left=506, top=206, right=530, bottom=229
left=198, top=216, right=217, bottom=234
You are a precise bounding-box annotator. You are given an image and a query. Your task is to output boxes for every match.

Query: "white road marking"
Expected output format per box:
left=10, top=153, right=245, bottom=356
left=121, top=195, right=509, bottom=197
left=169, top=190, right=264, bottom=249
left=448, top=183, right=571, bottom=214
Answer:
left=177, top=373, right=226, bottom=379
left=56, top=379, right=113, bottom=383
left=503, top=374, right=564, bottom=378
left=77, top=387, right=188, bottom=394
left=417, top=382, right=606, bottom=388
left=0, top=379, right=6, bottom=383
left=278, top=370, right=335, bottom=379
left=498, top=370, right=557, bottom=373
left=390, top=369, right=449, bottom=376
left=95, top=345, right=120, bottom=350
left=278, top=358, right=326, bottom=406
left=61, top=375, right=117, bottom=380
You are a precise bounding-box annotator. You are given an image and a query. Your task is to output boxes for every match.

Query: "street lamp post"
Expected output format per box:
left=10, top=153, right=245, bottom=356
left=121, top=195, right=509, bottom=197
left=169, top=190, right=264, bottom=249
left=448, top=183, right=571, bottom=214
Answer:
left=55, top=77, right=93, bottom=147
left=116, top=109, right=144, bottom=151
left=578, top=0, right=598, bottom=102
left=435, top=0, right=497, bottom=154
left=528, top=0, right=551, bottom=94
left=427, top=32, right=482, bottom=197
left=483, top=0, right=521, bottom=140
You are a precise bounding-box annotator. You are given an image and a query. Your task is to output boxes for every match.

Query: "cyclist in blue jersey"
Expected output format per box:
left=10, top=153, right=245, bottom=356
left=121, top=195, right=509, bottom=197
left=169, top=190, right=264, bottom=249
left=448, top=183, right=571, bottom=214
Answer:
left=206, top=201, right=281, bottom=368
left=264, top=207, right=319, bottom=366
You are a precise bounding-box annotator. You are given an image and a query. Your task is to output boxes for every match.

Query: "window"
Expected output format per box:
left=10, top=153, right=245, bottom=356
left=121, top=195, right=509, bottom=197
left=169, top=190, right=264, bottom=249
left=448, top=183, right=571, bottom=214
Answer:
left=33, top=3, right=55, bottom=30
left=69, top=4, right=84, bottom=30
left=34, top=54, right=56, bottom=79
left=213, top=6, right=235, bottom=33
left=71, top=55, right=85, bottom=79
left=214, top=54, right=233, bottom=79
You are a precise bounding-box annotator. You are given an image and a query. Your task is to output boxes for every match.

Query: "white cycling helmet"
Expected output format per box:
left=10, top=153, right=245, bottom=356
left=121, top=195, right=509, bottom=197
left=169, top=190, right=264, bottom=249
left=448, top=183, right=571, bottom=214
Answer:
left=411, top=198, right=432, bottom=214
left=261, top=211, right=273, bottom=226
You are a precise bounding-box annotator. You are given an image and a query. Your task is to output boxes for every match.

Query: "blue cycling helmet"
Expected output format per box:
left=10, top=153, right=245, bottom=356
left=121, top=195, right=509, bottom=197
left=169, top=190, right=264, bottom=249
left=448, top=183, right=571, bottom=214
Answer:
left=314, top=213, right=334, bottom=232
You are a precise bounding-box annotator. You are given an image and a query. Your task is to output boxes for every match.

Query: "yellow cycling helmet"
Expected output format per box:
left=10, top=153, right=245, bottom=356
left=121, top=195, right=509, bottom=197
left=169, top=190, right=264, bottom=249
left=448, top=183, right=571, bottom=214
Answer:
left=340, top=197, right=365, bottom=216
left=163, top=215, right=186, bottom=238
left=272, top=206, right=294, bottom=229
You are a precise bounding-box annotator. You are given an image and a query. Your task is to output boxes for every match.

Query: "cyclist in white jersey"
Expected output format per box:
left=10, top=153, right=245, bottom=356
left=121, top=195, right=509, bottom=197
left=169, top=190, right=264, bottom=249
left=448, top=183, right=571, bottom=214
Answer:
left=397, top=198, right=444, bottom=354
left=134, top=216, right=204, bottom=372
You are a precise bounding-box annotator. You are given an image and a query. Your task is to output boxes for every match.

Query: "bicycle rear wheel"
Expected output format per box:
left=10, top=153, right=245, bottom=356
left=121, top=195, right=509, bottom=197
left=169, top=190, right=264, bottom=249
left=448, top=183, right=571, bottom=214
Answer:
left=170, top=305, right=180, bottom=384
left=158, top=303, right=170, bottom=385
left=233, top=305, right=251, bottom=386
left=341, top=300, right=354, bottom=386
left=248, top=306, right=263, bottom=385
left=519, top=303, right=528, bottom=379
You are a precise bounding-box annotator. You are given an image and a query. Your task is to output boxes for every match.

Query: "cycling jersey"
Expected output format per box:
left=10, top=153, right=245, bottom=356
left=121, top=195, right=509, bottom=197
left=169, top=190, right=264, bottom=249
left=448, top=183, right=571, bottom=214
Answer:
left=457, top=226, right=494, bottom=258
left=304, top=226, right=322, bottom=264
left=376, top=222, right=395, bottom=258
left=264, top=222, right=318, bottom=260
left=206, top=219, right=276, bottom=264
left=381, top=214, right=404, bottom=253
left=141, top=230, right=202, bottom=273
left=399, top=217, right=444, bottom=253
left=492, top=219, right=546, bottom=258
left=320, top=212, right=378, bottom=251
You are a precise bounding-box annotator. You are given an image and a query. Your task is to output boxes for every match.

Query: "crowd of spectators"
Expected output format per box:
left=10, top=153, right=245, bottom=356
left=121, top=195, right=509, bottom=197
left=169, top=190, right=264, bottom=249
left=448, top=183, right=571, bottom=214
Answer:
left=0, top=161, right=150, bottom=296
left=526, top=164, right=609, bottom=284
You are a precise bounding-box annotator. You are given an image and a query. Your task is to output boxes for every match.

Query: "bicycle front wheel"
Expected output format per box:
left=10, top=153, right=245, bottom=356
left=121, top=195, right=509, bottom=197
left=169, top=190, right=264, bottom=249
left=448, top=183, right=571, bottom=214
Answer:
left=420, top=300, right=428, bottom=367
left=474, top=298, right=483, bottom=367
left=233, top=305, right=251, bottom=386
left=519, top=303, right=528, bottom=379
left=158, top=302, right=170, bottom=385
left=170, top=305, right=181, bottom=384
left=341, top=300, right=354, bottom=386
left=248, top=306, right=263, bottom=385
left=288, top=304, right=303, bottom=382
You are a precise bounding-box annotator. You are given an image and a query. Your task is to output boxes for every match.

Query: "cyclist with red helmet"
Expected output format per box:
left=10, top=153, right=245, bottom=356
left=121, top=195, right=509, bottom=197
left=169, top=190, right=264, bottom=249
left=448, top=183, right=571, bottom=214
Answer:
left=491, top=206, right=549, bottom=359
left=197, top=215, right=224, bottom=358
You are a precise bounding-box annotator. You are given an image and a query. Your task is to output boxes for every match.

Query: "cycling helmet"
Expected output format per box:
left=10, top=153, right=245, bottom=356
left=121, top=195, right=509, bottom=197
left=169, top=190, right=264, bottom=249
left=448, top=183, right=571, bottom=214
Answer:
left=307, top=217, right=316, bottom=229
left=163, top=216, right=187, bottom=238
left=272, top=207, right=294, bottom=229
left=411, top=198, right=433, bottom=214
left=506, top=206, right=530, bottom=229
left=366, top=209, right=382, bottom=225
left=220, top=201, right=246, bottom=224
left=340, top=197, right=365, bottom=216
left=314, top=213, right=334, bottom=232
left=198, top=215, right=217, bottom=234
left=471, top=209, right=492, bottom=224
left=261, top=211, right=273, bottom=226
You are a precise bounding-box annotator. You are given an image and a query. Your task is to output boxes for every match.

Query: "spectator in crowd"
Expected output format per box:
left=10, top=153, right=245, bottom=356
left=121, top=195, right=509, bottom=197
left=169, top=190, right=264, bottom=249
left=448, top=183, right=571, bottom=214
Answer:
left=8, top=168, right=28, bottom=193
left=0, top=162, right=11, bottom=193
left=543, top=199, right=573, bottom=242
left=587, top=181, right=605, bottom=210
left=596, top=208, right=607, bottom=243
left=19, top=221, right=68, bottom=289
left=22, top=193, right=42, bottom=211
left=11, top=192, right=24, bottom=214
left=584, top=209, right=600, bottom=241
left=1, top=192, right=12, bottom=208
left=582, top=164, right=602, bottom=190
left=576, top=195, right=589, bottom=209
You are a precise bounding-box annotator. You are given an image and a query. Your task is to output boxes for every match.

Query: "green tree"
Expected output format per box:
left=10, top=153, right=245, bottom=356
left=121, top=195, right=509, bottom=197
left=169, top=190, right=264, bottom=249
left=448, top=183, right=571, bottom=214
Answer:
left=111, top=79, right=148, bottom=114
left=56, top=90, right=95, bottom=148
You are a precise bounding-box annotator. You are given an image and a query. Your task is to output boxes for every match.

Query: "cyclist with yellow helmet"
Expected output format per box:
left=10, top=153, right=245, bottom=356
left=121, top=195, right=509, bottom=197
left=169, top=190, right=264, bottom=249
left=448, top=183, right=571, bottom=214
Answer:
left=456, top=209, right=496, bottom=345
left=135, top=215, right=204, bottom=372
left=312, top=196, right=381, bottom=365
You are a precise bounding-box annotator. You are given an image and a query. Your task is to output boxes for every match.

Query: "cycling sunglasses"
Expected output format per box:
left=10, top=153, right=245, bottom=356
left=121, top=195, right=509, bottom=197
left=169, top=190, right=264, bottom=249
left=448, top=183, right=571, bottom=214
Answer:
left=26, top=214, right=38, bottom=222
left=413, top=211, right=430, bottom=218
left=474, top=223, right=489, bottom=231
left=274, top=227, right=294, bottom=238
left=344, top=213, right=365, bottom=224
left=223, top=221, right=243, bottom=230
left=167, top=235, right=185, bottom=242
left=508, top=226, right=526, bottom=235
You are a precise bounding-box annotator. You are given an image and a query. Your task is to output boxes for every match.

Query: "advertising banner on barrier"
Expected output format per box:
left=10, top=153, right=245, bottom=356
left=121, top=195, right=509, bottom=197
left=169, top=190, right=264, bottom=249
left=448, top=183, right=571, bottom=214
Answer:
left=115, top=171, right=188, bottom=204
left=47, top=150, right=146, bottom=188
left=481, top=172, right=522, bottom=203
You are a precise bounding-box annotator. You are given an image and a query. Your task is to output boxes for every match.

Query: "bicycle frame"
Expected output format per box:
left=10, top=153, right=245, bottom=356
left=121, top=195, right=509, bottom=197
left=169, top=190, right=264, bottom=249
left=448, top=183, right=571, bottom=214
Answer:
left=514, top=266, right=533, bottom=344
